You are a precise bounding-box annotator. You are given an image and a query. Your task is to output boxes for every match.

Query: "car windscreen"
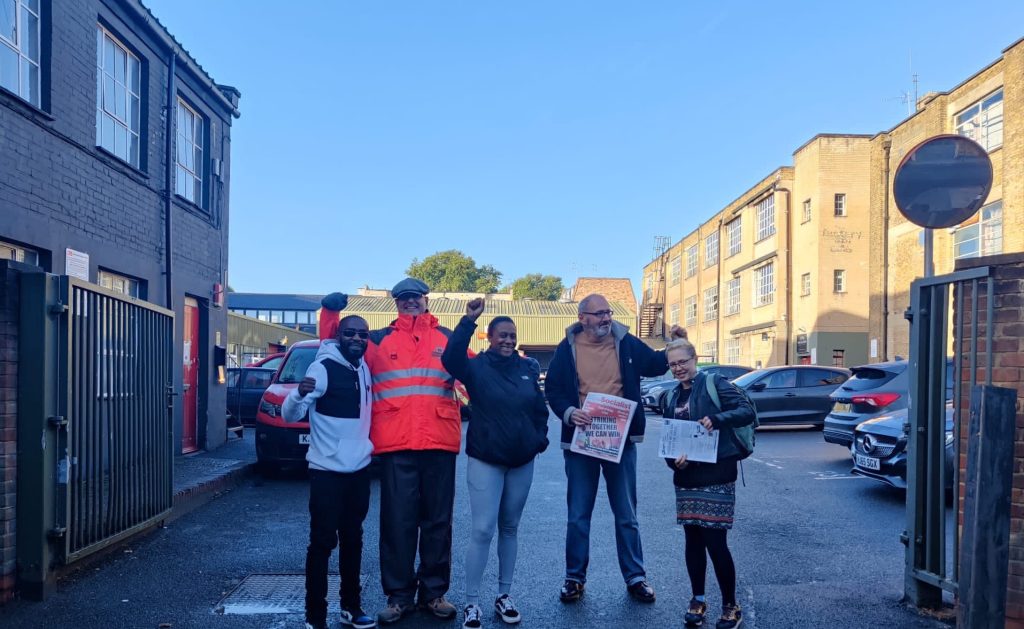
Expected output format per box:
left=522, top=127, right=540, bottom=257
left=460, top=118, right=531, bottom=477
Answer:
left=838, top=366, right=902, bottom=391
left=731, top=370, right=762, bottom=388
left=277, top=347, right=318, bottom=384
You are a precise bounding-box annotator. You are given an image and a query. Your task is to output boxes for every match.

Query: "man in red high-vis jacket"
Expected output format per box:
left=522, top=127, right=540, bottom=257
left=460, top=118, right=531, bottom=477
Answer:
left=318, top=278, right=461, bottom=625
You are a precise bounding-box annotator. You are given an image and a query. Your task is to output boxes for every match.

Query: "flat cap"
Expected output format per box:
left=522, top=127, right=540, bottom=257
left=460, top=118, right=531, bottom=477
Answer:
left=392, top=277, right=430, bottom=297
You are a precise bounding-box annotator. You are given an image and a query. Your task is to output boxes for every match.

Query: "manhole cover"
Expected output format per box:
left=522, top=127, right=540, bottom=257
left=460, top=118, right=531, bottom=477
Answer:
left=216, top=573, right=368, bottom=615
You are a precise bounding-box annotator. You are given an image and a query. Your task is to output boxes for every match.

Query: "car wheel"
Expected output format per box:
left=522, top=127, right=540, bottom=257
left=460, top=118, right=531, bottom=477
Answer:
left=255, top=459, right=278, bottom=478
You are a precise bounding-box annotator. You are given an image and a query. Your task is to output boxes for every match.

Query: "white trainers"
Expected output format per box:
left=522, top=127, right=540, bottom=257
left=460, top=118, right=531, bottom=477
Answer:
left=493, top=594, right=521, bottom=625
left=463, top=603, right=483, bottom=629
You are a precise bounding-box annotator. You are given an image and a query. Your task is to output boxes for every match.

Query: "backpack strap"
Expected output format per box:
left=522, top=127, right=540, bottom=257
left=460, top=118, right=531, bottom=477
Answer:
left=704, top=372, right=721, bottom=410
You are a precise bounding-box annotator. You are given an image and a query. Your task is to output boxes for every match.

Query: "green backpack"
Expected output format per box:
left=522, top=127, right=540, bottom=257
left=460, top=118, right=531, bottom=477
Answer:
left=703, top=373, right=759, bottom=459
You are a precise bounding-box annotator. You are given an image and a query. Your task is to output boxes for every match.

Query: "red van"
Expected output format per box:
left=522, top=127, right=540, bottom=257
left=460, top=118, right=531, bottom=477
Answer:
left=254, top=340, right=320, bottom=473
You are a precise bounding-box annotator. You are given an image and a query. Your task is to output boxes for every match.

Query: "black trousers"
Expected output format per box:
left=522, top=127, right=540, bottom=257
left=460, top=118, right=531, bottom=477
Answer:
left=378, top=450, right=457, bottom=604
left=306, top=467, right=372, bottom=624
left=683, top=525, right=737, bottom=606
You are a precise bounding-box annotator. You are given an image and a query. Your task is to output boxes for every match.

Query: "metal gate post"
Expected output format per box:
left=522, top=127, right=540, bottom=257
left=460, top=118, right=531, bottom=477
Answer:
left=15, top=272, right=64, bottom=600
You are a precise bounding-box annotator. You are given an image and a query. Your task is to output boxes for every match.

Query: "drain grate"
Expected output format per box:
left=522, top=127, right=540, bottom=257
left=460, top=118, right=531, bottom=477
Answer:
left=216, top=573, right=368, bottom=615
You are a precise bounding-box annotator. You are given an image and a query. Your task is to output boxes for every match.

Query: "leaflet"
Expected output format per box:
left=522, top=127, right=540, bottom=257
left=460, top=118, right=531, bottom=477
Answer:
left=570, top=392, right=636, bottom=463
left=658, top=418, right=719, bottom=463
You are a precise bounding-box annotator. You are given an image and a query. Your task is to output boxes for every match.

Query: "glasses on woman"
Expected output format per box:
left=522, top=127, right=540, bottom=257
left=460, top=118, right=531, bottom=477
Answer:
left=667, top=356, right=696, bottom=370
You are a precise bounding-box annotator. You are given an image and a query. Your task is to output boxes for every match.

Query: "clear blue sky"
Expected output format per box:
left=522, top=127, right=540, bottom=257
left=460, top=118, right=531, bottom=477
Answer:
left=146, top=1, right=1024, bottom=298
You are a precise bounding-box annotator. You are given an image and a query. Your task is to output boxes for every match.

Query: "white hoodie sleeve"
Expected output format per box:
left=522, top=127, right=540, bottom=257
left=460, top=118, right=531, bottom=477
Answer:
left=282, top=360, right=327, bottom=422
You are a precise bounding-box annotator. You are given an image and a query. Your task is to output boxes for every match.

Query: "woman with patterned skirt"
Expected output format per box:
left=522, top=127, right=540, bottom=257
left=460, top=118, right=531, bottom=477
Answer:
left=662, top=339, right=756, bottom=629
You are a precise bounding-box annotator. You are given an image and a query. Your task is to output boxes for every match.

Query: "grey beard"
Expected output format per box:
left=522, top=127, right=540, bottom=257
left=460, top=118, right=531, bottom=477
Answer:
left=591, top=324, right=611, bottom=338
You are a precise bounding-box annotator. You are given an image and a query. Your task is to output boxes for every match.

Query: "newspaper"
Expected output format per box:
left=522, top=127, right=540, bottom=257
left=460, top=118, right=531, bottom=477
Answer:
left=658, top=419, right=719, bottom=463
left=569, top=392, right=637, bottom=463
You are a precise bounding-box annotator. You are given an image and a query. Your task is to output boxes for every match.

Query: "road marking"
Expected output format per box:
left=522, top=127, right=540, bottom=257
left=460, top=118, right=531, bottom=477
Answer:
left=812, top=476, right=864, bottom=480
left=749, top=457, right=783, bottom=469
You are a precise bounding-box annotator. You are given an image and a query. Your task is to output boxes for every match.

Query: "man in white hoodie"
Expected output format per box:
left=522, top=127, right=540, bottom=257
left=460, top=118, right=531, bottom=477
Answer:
left=283, top=315, right=376, bottom=629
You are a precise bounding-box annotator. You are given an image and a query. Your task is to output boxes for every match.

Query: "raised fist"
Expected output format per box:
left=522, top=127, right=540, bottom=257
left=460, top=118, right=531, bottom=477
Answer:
left=466, top=298, right=485, bottom=321
left=321, top=292, right=349, bottom=311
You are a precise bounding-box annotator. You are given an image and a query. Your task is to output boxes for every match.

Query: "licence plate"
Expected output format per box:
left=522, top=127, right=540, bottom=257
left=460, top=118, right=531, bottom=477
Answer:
left=855, top=453, right=880, bottom=471
left=299, top=434, right=311, bottom=445
left=833, top=402, right=852, bottom=413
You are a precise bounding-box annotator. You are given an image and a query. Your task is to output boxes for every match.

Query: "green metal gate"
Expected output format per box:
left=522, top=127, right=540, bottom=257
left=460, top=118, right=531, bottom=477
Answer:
left=18, top=273, right=174, bottom=598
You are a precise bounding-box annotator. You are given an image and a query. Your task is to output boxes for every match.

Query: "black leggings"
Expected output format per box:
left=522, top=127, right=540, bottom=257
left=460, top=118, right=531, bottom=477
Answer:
left=683, top=525, right=736, bottom=606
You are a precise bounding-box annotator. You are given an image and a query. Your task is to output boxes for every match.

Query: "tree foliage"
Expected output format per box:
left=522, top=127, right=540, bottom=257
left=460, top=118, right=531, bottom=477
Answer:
left=406, top=250, right=503, bottom=293
left=510, top=274, right=565, bottom=301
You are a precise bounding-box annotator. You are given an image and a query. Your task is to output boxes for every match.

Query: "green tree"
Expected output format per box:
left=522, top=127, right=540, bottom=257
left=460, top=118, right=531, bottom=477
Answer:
left=509, top=274, right=564, bottom=301
left=407, top=250, right=503, bottom=293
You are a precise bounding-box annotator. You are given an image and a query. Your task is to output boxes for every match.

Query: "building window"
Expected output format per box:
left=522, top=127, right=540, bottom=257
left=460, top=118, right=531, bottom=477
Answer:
left=756, top=196, right=775, bottom=241
left=833, top=270, right=846, bottom=293
left=96, top=27, right=142, bottom=166
left=669, top=256, right=681, bottom=287
left=956, top=88, right=1003, bottom=152
left=176, top=98, right=205, bottom=207
left=834, top=193, right=846, bottom=217
left=0, top=0, right=40, bottom=106
left=0, top=238, right=38, bottom=265
left=686, top=245, right=698, bottom=278
left=705, top=232, right=719, bottom=267
left=644, top=273, right=653, bottom=301
left=684, top=296, right=697, bottom=326
left=702, top=341, right=717, bottom=363
left=754, top=263, right=774, bottom=307
left=669, top=302, right=679, bottom=326
left=726, top=217, right=742, bottom=257
left=726, top=337, right=740, bottom=364
left=801, top=272, right=811, bottom=296
left=726, top=277, right=741, bottom=315
left=703, top=286, right=719, bottom=321
left=953, top=200, right=1003, bottom=260
left=802, top=199, right=811, bottom=223
left=832, top=349, right=845, bottom=368
left=98, top=269, right=141, bottom=298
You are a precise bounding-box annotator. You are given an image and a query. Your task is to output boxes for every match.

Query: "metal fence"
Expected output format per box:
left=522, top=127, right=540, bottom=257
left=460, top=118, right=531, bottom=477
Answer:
left=904, top=265, right=993, bottom=606
left=18, top=273, right=174, bottom=596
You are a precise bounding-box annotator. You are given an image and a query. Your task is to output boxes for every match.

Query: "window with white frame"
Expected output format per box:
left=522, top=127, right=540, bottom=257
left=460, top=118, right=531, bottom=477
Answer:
left=834, top=193, right=846, bottom=217
left=96, top=27, right=142, bottom=166
left=176, top=98, right=205, bottom=206
left=98, top=269, right=141, bottom=298
left=669, top=302, right=679, bottom=326
left=956, top=89, right=1003, bottom=152
left=686, top=245, right=698, bottom=277
left=684, top=296, right=697, bottom=326
left=727, top=277, right=740, bottom=315
left=756, top=196, right=775, bottom=241
left=726, top=218, right=741, bottom=257
left=801, top=272, right=811, bottom=296
left=726, top=337, right=740, bottom=364
left=703, top=286, right=719, bottom=321
left=802, top=198, right=811, bottom=223
left=702, top=341, right=717, bottom=363
left=0, top=0, right=40, bottom=106
left=669, top=256, right=681, bottom=287
left=0, top=238, right=39, bottom=265
left=954, top=200, right=1003, bottom=260
left=705, top=232, right=719, bottom=267
left=754, top=262, right=774, bottom=307
left=833, top=269, right=846, bottom=293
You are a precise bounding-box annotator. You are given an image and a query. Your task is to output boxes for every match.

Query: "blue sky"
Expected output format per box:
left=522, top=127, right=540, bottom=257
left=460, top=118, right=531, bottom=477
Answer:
left=146, top=1, right=1024, bottom=297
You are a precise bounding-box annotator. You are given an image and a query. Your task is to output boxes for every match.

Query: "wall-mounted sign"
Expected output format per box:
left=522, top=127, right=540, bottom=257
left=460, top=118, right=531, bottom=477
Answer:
left=65, top=248, right=89, bottom=281
left=796, top=334, right=809, bottom=355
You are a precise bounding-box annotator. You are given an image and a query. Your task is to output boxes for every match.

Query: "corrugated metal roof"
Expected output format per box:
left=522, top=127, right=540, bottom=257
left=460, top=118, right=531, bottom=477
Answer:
left=227, top=293, right=324, bottom=310
left=341, top=296, right=632, bottom=317
left=228, top=313, right=317, bottom=349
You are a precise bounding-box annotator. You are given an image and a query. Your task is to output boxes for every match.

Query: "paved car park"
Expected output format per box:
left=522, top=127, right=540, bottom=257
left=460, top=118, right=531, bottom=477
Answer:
left=0, top=417, right=951, bottom=629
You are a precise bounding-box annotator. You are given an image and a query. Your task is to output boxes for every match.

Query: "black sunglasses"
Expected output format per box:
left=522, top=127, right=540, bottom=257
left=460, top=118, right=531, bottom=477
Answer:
left=340, top=329, right=369, bottom=340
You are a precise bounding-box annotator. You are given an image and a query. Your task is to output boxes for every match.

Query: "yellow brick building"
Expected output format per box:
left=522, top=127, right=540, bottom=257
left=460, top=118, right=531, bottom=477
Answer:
left=641, top=135, right=873, bottom=368
left=869, top=38, right=1023, bottom=361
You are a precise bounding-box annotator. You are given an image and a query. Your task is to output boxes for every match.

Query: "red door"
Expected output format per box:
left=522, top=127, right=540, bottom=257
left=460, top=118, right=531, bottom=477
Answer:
left=799, top=356, right=812, bottom=365
left=182, top=297, right=200, bottom=453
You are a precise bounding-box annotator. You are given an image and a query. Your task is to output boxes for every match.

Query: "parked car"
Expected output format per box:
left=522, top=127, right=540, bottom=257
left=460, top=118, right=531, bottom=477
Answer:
left=254, top=340, right=320, bottom=473
left=247, top=352, right=285, bottom=371
left=641, top=364, right=754, bottom=414
left=850, top=404, right=954, bottom=490
left=731, top=365, right=850, bottom=427
left=226, top=367, right=276, bottom=427
left=824, top=358, right=953, bottom=447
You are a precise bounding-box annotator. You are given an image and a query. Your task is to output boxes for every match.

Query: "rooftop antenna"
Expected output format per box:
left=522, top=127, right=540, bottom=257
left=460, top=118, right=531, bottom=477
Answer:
left=885, top=51, right=918, bottom=116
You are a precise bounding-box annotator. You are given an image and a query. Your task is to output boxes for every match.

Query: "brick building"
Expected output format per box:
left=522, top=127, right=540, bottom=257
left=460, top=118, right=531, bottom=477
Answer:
left=869, top=37, right=1024, bottom=362
left=640, top=135, right=873, bottom=369
left=0, top=0, right=240, bottom=455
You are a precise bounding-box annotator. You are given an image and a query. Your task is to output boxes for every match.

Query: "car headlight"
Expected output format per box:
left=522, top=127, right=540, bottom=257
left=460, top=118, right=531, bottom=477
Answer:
left=259, top=400, right=282, bottom=417
left=945, top=431, right=954, bottom=446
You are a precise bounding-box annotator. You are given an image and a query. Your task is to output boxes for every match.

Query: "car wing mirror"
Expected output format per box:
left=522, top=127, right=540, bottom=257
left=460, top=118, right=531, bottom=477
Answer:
left=750, top=382, right=766, bottom=392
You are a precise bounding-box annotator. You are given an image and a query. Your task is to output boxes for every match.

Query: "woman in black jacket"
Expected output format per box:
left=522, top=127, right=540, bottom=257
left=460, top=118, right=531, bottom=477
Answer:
left=662, top=339, right=755, bottom=629
left=441, top=298, right=549, bottom=629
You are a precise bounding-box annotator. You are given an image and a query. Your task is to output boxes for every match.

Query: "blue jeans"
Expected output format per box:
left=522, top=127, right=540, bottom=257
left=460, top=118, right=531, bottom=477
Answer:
left=563, top=442, right=645, bottom=585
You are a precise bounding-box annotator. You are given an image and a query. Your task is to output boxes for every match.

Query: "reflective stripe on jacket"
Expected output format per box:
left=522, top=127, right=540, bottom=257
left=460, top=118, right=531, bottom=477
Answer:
left=364, top=312, right=462, bottom=454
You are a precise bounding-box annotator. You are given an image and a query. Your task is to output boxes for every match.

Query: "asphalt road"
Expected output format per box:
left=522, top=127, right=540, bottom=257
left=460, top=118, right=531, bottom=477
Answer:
left=0, top=417, right=952, bottom=629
